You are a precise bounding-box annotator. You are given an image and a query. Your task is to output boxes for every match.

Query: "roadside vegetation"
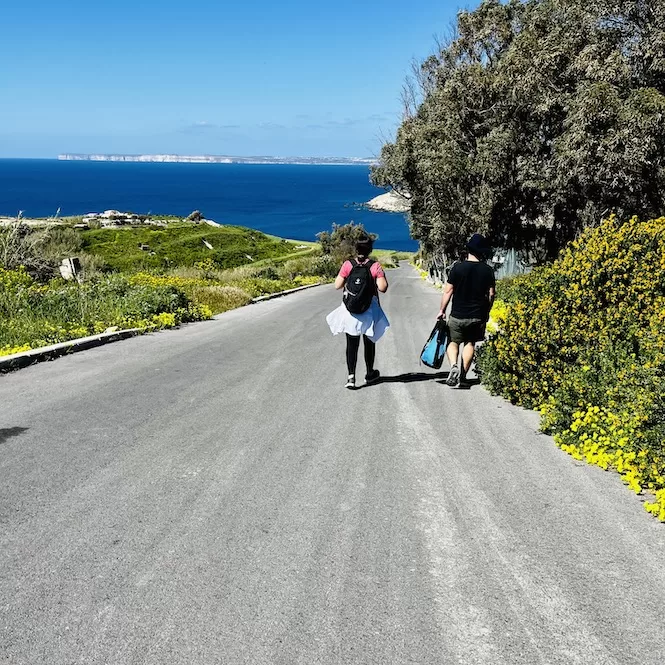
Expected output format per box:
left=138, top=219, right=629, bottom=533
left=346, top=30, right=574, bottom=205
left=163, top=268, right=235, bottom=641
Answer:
left=477, top=216, right=665, bottom=521
left=0, top=266, right=212, bottom=355
left=0, top=217, right=408, bottom=358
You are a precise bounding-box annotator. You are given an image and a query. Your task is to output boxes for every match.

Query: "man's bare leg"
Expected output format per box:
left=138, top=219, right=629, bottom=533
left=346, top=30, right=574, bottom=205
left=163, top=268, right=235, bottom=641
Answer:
left=446, top=341, right=459, bottom=369
left=461, top=342, right=475, bottom=379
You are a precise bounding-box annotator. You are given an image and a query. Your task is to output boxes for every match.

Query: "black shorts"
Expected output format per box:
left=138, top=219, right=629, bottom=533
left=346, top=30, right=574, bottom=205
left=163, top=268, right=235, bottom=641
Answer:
left=448, top=316, right=485, bottom=344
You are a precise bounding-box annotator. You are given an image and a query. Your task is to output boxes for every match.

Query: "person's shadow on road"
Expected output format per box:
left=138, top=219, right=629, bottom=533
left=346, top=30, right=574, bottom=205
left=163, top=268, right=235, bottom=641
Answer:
left=451, top=377, right=482, bottom=389
left=358, top=372, right=446, bottom=388
left=359, top=373, right=482, bottom=389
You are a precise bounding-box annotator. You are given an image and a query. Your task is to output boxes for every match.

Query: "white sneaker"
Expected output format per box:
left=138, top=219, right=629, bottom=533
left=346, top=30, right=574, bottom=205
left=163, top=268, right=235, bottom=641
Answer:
left=345, top=375, right=356, bottom=389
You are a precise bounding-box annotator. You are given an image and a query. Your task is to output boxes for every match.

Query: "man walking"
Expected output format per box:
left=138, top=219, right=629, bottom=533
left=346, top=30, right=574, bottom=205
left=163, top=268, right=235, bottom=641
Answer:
left=436, top=234, right=496, bottom=387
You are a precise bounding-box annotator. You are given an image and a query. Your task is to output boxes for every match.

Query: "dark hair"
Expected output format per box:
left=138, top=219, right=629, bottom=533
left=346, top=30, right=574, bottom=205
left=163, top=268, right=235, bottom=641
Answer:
left=356, top=235, right=374, bottom=259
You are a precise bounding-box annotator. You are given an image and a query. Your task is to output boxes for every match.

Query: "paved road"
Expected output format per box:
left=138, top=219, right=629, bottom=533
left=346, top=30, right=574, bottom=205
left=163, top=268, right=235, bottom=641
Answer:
left=2, top=265, right=665, bottom=664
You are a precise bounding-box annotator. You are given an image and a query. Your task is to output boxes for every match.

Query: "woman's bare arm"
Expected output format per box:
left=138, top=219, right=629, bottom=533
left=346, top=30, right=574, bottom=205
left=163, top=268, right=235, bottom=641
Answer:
left=335, top=275, right=346, bottom=290
left=376, top=276, right=388, bottom=293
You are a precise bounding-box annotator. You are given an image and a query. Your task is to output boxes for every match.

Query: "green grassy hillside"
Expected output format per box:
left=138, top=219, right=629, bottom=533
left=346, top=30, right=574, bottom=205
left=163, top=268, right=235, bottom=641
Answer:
left=81, top=223, right=314, bottom=272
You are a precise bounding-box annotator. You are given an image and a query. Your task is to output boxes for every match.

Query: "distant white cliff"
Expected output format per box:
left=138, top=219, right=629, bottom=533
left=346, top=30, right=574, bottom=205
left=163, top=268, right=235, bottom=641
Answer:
left=58, top=154, right=377, bottom=165
left=59, top=154, right=234, bottom=163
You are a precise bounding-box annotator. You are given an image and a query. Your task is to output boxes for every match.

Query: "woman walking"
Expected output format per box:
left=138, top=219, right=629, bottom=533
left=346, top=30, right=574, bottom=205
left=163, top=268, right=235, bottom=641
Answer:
left=326, top=235, right=389, bottom=389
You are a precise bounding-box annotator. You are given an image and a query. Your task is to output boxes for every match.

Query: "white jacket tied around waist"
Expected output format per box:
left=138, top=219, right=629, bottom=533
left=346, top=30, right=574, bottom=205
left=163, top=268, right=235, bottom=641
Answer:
left=326, top=296, right=390, bottom=342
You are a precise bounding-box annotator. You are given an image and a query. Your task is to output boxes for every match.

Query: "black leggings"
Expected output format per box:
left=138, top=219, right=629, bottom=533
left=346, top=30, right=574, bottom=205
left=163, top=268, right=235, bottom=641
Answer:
left=346, top=334, right=375, bottom=375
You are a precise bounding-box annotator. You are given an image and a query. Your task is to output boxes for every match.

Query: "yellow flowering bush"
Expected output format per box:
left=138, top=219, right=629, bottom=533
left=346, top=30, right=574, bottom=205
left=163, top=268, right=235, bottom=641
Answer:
left=477, top=215, right=665, bottom=520
left=644, top=490, right=665, bottom=522
left=0, top=265, right=33, bottom=290
left=0, top=344, right=32, bottom=356
left=128, top=272, right=208, bottom=289
left=485, top=299, right=509, bottom=334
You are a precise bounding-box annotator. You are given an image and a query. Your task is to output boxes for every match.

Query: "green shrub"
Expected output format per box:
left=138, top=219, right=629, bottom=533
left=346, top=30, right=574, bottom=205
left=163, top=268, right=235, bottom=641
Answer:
left=34, top=226, right=83, bottom=261
left=279, top=254, right=337, bottom=280
left=77, top=252, right=108, bottom=277
left=317, top=222, right=377, bottom=265
left=254, top=265, right=281, bottom=281
left=0, top=224, right=56, bottom=280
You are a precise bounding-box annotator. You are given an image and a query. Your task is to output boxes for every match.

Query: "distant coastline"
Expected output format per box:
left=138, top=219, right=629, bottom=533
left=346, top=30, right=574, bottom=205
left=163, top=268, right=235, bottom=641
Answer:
left=57, top=153, right=378, bottom=166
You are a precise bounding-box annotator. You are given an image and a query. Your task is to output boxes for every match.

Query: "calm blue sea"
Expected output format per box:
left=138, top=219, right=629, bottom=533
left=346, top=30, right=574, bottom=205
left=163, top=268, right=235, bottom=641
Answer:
left=0, top=159, right=416, bottom=251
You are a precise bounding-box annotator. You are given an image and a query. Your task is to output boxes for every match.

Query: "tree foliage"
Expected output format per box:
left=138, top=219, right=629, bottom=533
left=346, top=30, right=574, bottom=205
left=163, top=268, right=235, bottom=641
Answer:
left=372, top=0, right=665, bottom=259
left=317, top=222, right=377, bottom=265
left=0, top=224, right=67, bottom=280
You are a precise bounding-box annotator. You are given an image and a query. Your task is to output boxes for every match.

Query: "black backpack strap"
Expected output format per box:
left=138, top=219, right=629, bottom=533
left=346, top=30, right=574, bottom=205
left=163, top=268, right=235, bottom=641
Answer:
left=365, top=258, right=378, bottom=295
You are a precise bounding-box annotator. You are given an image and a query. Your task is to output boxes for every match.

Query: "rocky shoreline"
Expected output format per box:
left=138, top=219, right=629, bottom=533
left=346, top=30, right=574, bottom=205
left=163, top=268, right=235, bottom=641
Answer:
left=365, top=191, right=411, bottom=213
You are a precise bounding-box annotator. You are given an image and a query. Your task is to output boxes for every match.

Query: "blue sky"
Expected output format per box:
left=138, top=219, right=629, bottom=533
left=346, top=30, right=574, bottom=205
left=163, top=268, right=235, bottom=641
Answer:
left=2, top=0, right=467, bottom=158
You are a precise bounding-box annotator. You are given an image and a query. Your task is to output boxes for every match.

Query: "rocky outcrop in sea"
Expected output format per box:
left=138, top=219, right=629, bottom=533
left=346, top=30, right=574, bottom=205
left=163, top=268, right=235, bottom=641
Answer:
left=365, top=191, right=411, bottom=213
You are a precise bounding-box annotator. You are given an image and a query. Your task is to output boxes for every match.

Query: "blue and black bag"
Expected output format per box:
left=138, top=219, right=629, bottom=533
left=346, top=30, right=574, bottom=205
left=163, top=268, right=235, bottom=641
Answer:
left=420, top=319, right=449, bottom=369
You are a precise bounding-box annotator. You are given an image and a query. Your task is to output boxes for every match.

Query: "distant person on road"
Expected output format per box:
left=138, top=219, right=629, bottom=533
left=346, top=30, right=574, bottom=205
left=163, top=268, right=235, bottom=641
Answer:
left=326, top=235, right=389, bottom=389
left=437, top=233, right=495, bottom=387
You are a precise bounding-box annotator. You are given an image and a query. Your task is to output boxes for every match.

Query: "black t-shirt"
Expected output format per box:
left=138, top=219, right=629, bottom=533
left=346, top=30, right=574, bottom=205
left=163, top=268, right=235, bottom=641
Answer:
left=448, top=260, right=496, bottom=320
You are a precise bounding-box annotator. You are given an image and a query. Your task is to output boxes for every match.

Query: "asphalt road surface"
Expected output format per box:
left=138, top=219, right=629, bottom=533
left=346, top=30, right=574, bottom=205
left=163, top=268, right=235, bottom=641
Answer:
left=2, top=265, right=665, bottom=665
